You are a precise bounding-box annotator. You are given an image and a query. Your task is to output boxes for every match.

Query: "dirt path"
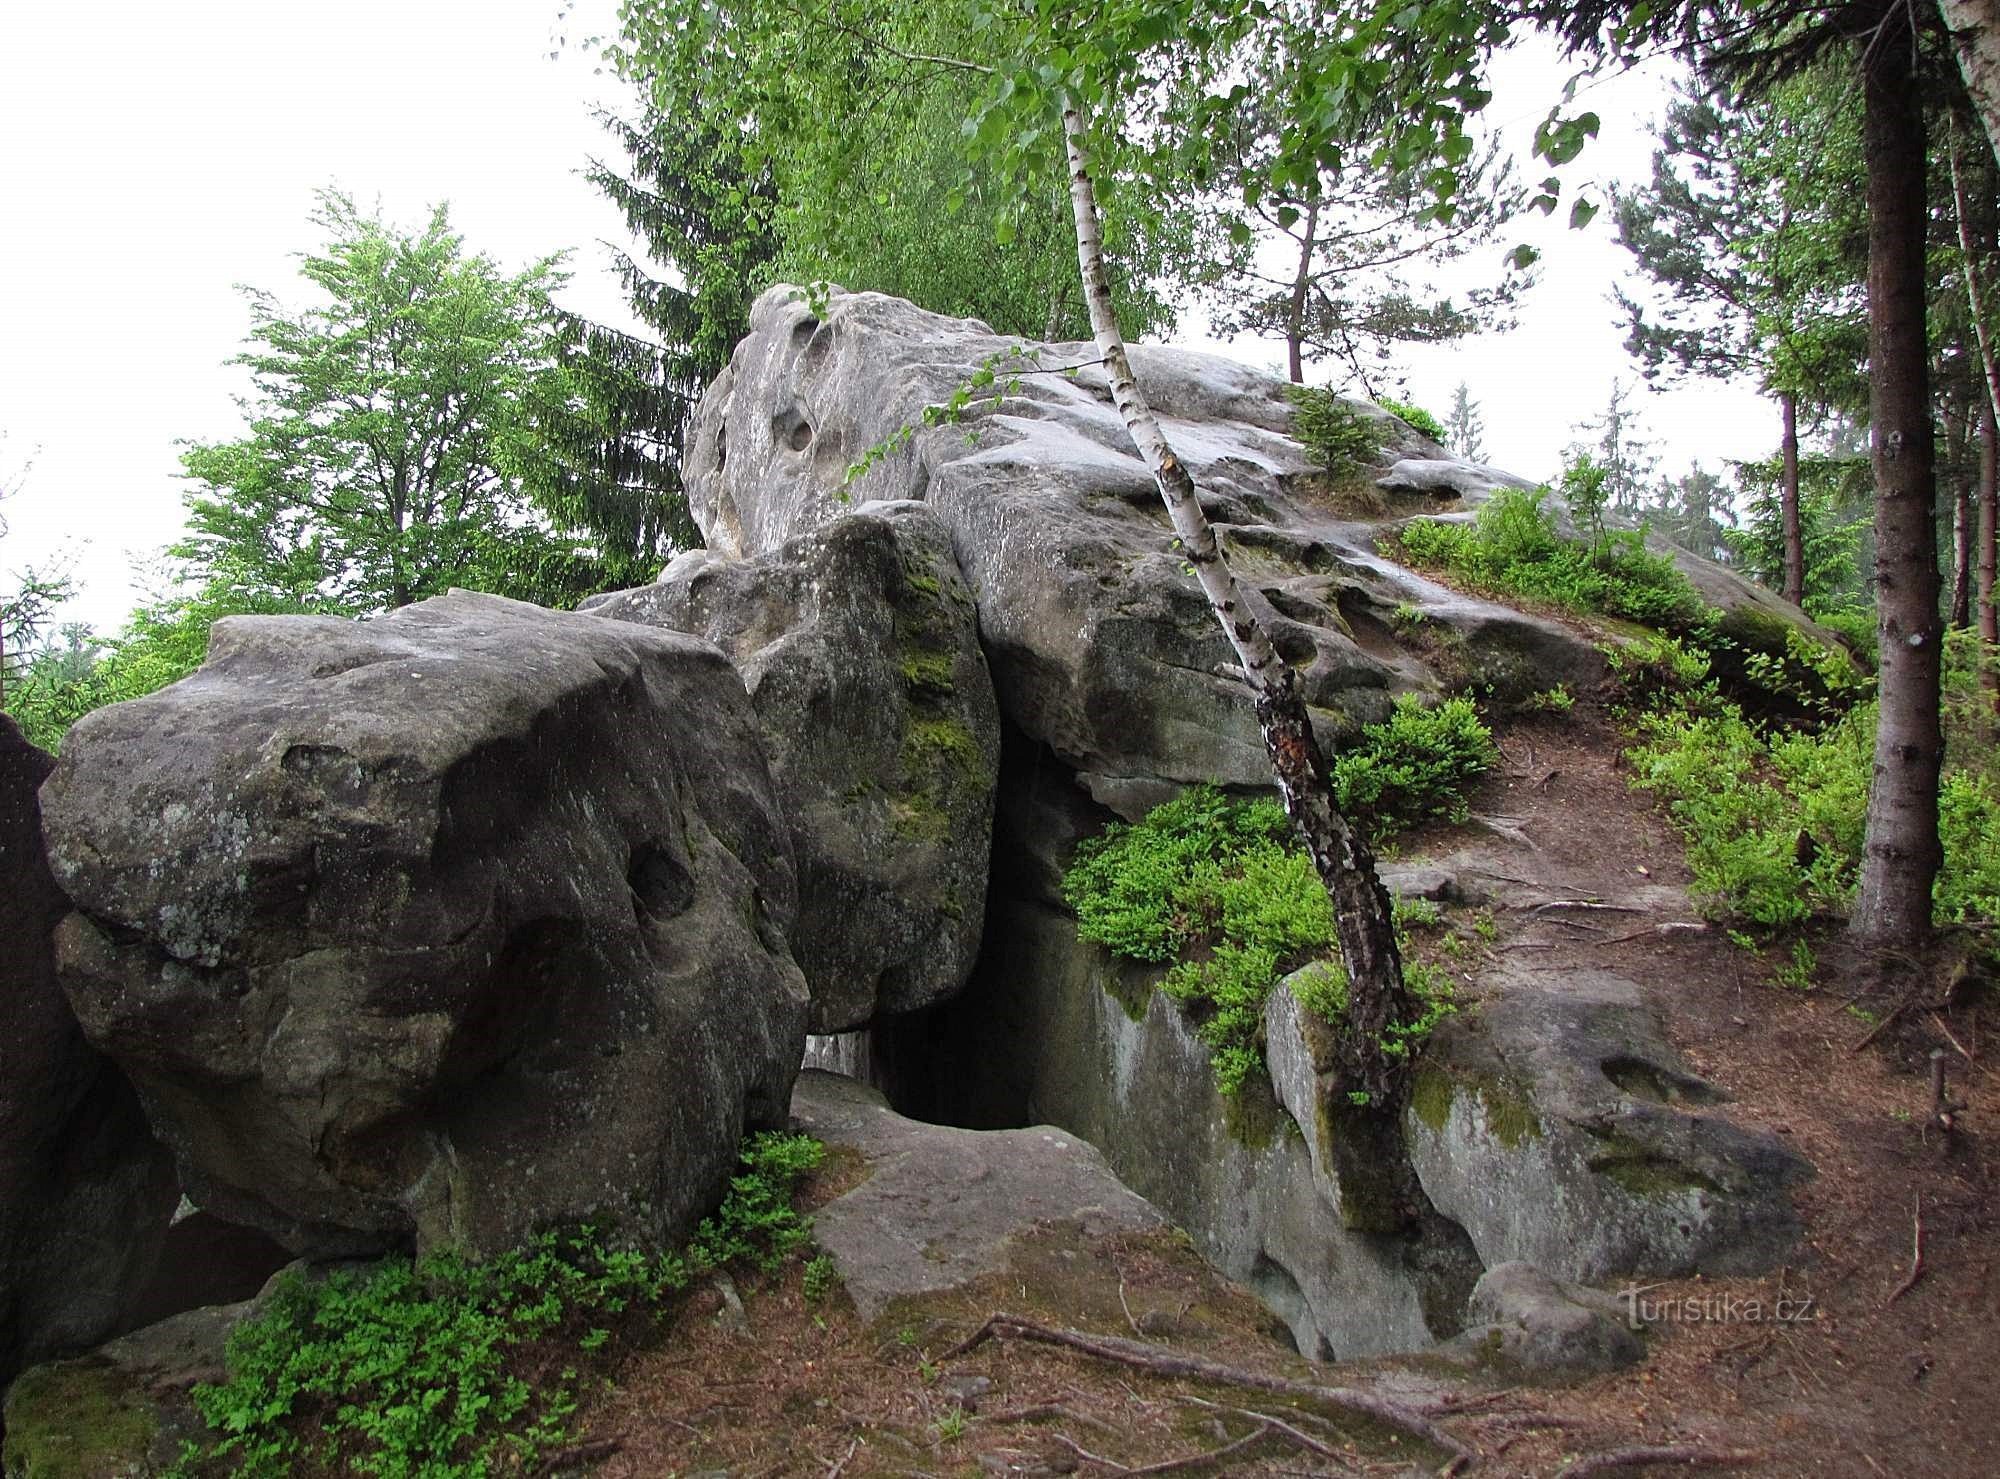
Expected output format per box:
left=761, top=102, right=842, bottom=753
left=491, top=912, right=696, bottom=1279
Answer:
left=1407, top=708, right=2000, bottom=1477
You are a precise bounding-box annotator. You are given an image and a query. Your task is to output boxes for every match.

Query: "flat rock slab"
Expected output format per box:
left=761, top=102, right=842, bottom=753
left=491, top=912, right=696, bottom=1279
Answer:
left=790, top=1071, right=1162, bottom=1320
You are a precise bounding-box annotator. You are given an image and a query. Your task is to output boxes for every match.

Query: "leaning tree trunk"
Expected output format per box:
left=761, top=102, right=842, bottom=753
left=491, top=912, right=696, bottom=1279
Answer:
left=1851, top=35, right=1945, bottom=956
left=1058, top=95, right=1414, bottom=1110
left=1780, top=389, right=1805, bottom=607
left=1942, top=0, right=2000, bottom=166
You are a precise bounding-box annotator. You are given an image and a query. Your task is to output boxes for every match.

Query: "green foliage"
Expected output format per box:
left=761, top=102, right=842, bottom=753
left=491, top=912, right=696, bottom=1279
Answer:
left=3, top=582, right=295, bottom=752
left=688, top=1132, right=826, bottom=1273
left=1063, top=786, right=1296, bottom=964
left=1331, top=695, right=1497, bottom=833
left=177, top=191, right=604, bottom=618
left=1286, top=385, right=1384, bottom=479
left=173, top=1133, right=823, bottom=1478
left=1396, top=485, right=1704, bottom=630
left=1378, top=397, right=1447, bottom=441
left=1064, top=704, right=1492, bottom=1094
left=802, top=1254, right=841, bottom=1303
left=1627, top=688, right=2000, bottom=934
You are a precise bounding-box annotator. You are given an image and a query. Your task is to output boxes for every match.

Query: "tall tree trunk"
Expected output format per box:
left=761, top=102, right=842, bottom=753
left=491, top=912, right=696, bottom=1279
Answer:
left=1983, top=397, right=1999, bottom=644
left=1851, top=36, right=1945, bottom=955
left=1284, top=199, right=1320, bottom=385
left=1780, top=389, right=1805, bottom=607
left=1059, top=95, right=1414, bottom=1112
left=1942, top=0, right=2000, bottom=165
left=1954, top=478, right=1975, bottom=628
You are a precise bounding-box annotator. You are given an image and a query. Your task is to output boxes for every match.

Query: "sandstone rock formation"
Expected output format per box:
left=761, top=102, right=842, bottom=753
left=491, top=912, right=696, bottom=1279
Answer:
left=684, top=286, right=1608, bottom=804
left=38, top=592, right=810, bottom=1259
left=591, top=502, right=998, bottom=1031
left=0, top=715, right=177, bottom=1406
left=790, top=1069, right=1162, bottom=1319
left=1405, top=966, right=1811, bottom=1280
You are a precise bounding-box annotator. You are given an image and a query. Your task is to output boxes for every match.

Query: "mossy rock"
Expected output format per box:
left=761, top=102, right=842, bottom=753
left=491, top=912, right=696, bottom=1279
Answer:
left=1408, top=1061, right=1544, bottom=1150
left=3, top=1359, right=157, bottom=1479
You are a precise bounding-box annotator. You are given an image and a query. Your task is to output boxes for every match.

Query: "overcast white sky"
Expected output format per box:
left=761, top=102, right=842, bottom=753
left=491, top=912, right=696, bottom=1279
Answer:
left=0, top=3, right=1774, bottom=636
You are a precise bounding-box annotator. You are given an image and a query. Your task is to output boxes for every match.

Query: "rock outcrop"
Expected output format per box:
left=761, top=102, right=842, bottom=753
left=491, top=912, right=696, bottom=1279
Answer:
left=790, top=1070, right=1163, bottom=1319
left=39, top=592, right=810, bottom=1259
left=591, top=502, right=998, bottom=1032
left=1405, top=966, right=1811, bottom=1280
left=1, top=715, right=177, bottom=1406
left=684, top=286, right=1607, bottom=803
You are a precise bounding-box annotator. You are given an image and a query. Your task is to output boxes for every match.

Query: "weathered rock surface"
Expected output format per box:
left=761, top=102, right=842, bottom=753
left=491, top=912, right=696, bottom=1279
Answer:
left=1407, top=965, right=1812, bottom=1281
left=873, top=759, right=1481, bottom=1359
left=1, top=715, right=177, bottom=1407
left=684, top=286, right=1606, bottom=795
left=39, top=592, right=810, bottom=1259
left=790, top=1070, right=1162, bottom=1319
left=593, top=503, right=998, bottom=1031
left=1, top=1300, right=254, bottom=1478
left=1442, top=1261, right=1643, bottom=1378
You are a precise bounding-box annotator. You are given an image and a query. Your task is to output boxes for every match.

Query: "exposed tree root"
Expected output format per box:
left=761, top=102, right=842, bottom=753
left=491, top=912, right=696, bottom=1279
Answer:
left=942, top=1314, right=1473, bottom=1465
left=1557, top=1444, right=1762, bottom=1476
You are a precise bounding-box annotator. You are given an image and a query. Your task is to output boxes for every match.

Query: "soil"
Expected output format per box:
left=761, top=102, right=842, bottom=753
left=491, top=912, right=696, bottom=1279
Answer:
left=552, top=704, right=1997, bottom=1479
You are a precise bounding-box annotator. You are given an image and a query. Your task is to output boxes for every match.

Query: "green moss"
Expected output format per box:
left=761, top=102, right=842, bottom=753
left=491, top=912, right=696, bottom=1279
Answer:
left=903, top=716, right=980, bottom=777
left=898, top=651, right=956, bottom=697
left=1406, top=1063, right=1543, bottom=1149
left=902, top=569, right=942, bottom=598
left=1585, top=1132, right=1720, bottom=1197
left=1221, top=1071, right=1286, bottom=1151
left=1, top=1359, right=156, bottom=1479
left=1410, top=1063, right=1456, bottom=1133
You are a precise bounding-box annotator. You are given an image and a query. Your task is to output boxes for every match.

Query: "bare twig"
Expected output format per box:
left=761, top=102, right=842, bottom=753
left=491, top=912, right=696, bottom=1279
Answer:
left=942, top=1315, right=1472, bottom=1463
left=824, top=1437, right=860, bottom=1478
left=1176, top=1398, right=1349, bottom=1466
left=1887, top=1193, right=1926, bottom=1305
left=1600, top=921, right=1709, bottom=946
left=1118, top=1272, right=1143, bottom=1338
left=1528, top=899, right=1644, bottom=917
left=987, top=1402, right=1122, bottom=1435
left=1558, top=1445, right=1762, bottom=1476
left=1929, top=1011, right=1992, bottom=1076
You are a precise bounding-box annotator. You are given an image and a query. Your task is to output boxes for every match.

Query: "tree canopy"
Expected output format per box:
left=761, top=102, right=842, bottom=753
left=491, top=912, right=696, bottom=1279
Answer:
left=177, top=191, right=602, bottom=616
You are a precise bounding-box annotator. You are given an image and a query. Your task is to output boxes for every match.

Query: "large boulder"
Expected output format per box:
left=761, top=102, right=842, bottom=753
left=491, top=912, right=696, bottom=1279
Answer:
left=38, top=592, right=811, bottom=1259
left=790, top=1070, right=1163, bottom=1320
left=1405, top=966, right=1812, bottom=1281
left=684, top=286, right=1603, bottom=800
left=0, top=716, right=177, bottom=1406
left=591, top=502, right=998, bottom=1031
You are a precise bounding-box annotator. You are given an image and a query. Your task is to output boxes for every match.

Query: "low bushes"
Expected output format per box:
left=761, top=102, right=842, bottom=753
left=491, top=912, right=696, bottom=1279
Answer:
left=171, top=1132, right=825, bottom=1478
left=1063, top=697, right=1492, bottom=1093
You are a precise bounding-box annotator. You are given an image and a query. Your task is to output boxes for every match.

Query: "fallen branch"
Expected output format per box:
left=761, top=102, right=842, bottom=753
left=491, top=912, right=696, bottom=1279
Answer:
left=1887, top=1193, right=1926, bottom=1305
left=943, top=1315, right=1472, bottom=1464
left=1528, top=899, right=1644, bottom=917
left=1600, top=921, right=1709, bottom=946
left=823, top=1437, right=860, bottom=1478
left=1176, top=1396, right=1347, bottom=1465
left=1558, top=1445, right=1762, bottom=1477
left=1929, top=1012, right=1991, bottom=1077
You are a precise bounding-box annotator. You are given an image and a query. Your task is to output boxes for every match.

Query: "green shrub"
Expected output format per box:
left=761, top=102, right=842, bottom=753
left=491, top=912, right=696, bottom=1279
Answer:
left=1627, top=696, right=2000, bottom=934
left=1063, top=698, right=1493, bottom=1095
left=173, top=1133, right=824, bottom=1478
left=1286, top=385, right=1384, bottom=478
left=1377, top=396, right=1446, bottom=442
left=1332, top=695, right=1498, bottom=833
left=1394, top=484, right=1704, bottom=630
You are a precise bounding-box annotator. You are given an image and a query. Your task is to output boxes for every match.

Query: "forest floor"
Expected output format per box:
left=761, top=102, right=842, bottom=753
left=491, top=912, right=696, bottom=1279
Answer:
left=553, top=706, right=1998, bottom=1479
